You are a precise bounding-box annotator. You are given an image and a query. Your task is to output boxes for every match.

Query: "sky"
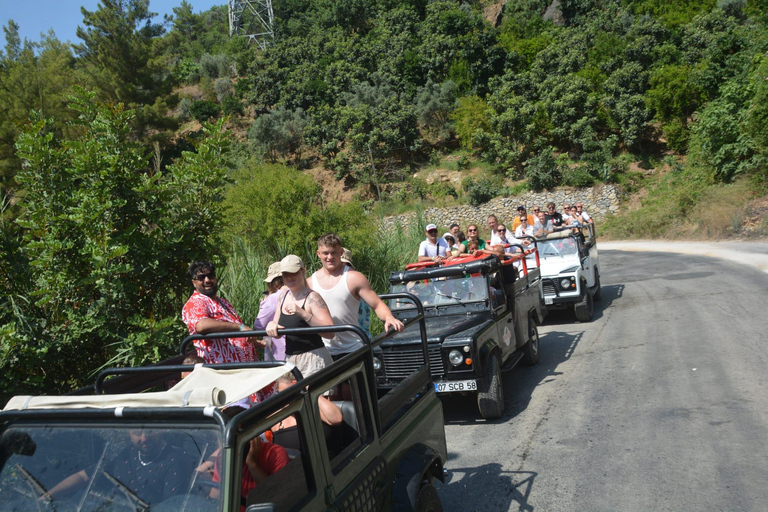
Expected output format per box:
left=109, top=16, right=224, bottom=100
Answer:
left=0, top=1, right=223, bottom=45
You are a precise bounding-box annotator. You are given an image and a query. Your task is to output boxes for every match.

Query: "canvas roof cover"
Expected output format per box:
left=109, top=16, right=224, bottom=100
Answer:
left=3, top=363, right=293, bottom=412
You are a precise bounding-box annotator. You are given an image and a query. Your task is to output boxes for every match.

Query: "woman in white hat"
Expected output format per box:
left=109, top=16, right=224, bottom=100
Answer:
left=266, top=255, right=334, bottom=377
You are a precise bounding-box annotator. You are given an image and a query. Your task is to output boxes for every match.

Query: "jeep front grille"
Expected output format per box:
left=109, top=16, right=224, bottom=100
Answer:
left=381, top=346, right=444, bottom=379
left=542, top=279, right=557, bottom=296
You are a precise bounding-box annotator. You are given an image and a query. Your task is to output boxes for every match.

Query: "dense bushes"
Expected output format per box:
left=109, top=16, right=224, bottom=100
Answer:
left=1, top=94, right=231, bottom=400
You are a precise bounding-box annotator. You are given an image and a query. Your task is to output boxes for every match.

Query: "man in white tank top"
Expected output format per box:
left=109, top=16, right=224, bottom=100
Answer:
left=310, top=233, right=405, bottom=359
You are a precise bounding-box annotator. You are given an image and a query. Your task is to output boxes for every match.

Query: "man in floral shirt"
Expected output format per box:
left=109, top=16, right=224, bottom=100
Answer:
left=182, top=261, right=263, bottom=364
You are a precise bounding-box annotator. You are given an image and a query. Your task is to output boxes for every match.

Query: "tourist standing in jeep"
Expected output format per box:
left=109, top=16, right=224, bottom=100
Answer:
left=182, top=260, right=262, bottom=363
left=310, top=233, right=404, bottom=361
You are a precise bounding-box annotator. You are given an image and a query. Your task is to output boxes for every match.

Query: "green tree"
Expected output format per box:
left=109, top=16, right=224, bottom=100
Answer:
left=249, top=107, right=309, bottom=161
left=0, top=90, right=231, bottom=400
left=0, top=29, right=77, bottom=202
left=75, top=0, right=175, bottom=135
left=222, top=161, right=374, bottom=255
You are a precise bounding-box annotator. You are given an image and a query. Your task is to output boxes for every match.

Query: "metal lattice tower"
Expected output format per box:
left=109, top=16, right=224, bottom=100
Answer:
left=228, top=0, right=274, bottom=49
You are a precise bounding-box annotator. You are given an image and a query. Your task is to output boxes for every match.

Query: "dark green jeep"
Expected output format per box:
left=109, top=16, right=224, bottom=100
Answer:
left=0, top=296, right=447, bottom=511
left=376, top=253, right=546, bottom=419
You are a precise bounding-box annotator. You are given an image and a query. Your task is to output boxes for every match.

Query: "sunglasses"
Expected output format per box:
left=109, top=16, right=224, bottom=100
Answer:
left=468, top=229, right=478, bottom=232
left=193, top=272, right=215, bottom=281
left=427, top=229, right=437, bottom=234
left=498, top=228, right=506, bottom=232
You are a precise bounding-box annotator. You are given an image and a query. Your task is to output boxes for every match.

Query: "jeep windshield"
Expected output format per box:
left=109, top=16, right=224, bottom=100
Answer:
left=0, top=423, right=222, bottom=511
left=389, top=275, right=489, bottom=309
left=538, top=236, right=579, bottom=258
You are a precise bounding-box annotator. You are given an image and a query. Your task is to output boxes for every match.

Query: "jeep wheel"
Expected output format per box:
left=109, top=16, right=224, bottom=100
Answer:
left=477, top=353, right=504, bottom=419
left=416, top=482, right=443, bottom=512
left=573, top=283, right=594, bottom=322
left=593, top=269, right=602, bottom=302
left=521, top=321, right=540, bottom=366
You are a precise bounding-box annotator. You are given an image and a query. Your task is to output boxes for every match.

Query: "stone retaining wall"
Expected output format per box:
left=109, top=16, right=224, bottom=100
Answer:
left=381, top=184, right=621, bottom=231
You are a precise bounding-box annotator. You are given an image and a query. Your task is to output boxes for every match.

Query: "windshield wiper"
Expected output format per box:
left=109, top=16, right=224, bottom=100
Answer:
left=435, top=292, right=468, bottom=307
left=101, top=470, right=149, bottom=512
left=14, top=464, right=54, bottom=510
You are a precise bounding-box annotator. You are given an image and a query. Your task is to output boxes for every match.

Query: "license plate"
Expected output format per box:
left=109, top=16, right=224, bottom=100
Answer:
left=435, top=380, right=477, bottom=393
left=545, top=297, right=553, bottom=305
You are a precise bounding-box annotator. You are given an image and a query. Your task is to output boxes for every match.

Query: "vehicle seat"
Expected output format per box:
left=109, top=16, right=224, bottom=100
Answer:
left=335, top=401, right=358, bottom=431
left=246, top=456, right=307, bottom=510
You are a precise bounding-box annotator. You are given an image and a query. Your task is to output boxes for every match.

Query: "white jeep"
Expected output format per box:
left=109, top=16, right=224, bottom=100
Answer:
left=534, top=224, right=602, bottom=322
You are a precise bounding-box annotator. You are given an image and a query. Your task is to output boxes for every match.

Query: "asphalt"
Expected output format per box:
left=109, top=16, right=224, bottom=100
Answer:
left=436, top=243, right=768, bottom=511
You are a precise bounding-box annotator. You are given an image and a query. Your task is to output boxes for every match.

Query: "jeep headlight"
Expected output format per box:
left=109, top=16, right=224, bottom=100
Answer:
left=560, top=278, right=571, bottom=289
left=448, top=350, right=464, bottom=366
left=372, top=357, right=382, bottom=371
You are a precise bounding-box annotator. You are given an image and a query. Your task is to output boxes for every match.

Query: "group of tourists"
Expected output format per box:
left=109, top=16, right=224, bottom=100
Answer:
left=181, top=233, right=404, bottom=388
left=418, top=201, right=594, bottom=261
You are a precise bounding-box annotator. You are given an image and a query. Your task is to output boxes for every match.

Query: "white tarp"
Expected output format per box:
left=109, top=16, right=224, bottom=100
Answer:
left=3, top=363, right=293, bottom=412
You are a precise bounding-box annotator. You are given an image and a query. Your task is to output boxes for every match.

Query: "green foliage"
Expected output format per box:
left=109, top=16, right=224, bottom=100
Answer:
left=200, top=53, right=233, bottom=80
left=688, top=79, right=760, bottom=182
left=189, top=100, right=221, bottom=122
left=452, top=95, right=492, bottom=150
left=415, top=80, right=457, bottom=144
left=525, top=150, right=563, bottom=190
left=1, top=91, right=231, bottom=399
left=74, top=0, right=174, bottom=133
left=561, top=165, right=596, bottom=187
left=462, top=174, right=501, bottom=206
left=222, top=161, right=375, bottom=256
left=249, top=107, right=309, bottom=161
left=0, top=31, right=77, bottom=198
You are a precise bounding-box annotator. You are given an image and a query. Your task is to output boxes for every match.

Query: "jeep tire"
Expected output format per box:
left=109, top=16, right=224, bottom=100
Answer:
left=573, top=282, right=594, bottom=322
left=416, top=482, right=443, bottom=512
left=477, top=353, right=504, bottom=419
left=521, top=320, right=540, bottom=366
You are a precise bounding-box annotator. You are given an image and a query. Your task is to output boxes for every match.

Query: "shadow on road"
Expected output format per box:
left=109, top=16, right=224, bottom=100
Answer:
left=543, top=283, right=625, bottom=325
left=442, top=463, right=537, bottom=512
left=442, top=329, right=584, bottom=425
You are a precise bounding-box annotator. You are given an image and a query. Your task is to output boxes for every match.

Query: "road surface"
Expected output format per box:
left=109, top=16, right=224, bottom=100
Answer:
left=437, top=247, right=768, bottom=510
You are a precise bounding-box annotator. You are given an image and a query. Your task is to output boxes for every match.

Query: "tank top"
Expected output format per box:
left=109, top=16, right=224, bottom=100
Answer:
left=278, top=293, right=324, bottom=356
left=310, top=268, right=362, bottom=355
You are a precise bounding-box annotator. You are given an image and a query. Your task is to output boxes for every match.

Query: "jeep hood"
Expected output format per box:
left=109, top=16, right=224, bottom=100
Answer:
left=539, top=254, right=581, bottom=277
left=384, top=314, right=490, bottom=346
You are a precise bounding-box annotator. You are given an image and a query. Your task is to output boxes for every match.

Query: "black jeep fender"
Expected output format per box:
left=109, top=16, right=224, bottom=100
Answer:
left=390, top=443, right=445, bottom=511
left=478, top=339, right=501, bottom=371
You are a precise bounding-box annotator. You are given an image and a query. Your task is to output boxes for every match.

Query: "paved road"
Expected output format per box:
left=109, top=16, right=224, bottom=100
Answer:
left=437, top=249, right=768, bottom=511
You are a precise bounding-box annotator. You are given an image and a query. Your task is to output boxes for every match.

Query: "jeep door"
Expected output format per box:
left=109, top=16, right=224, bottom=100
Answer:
left=489, top=271, right=516, bottom=357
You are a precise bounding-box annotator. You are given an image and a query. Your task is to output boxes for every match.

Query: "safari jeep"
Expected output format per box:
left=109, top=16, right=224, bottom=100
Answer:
left=0, top=312, right=447, bottom=512
left=536, top=223, right=602, bottom=322
left=376, top=252, right=546, bottom=419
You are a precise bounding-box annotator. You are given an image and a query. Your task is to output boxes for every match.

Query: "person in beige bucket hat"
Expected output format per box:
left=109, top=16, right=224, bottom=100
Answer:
left=253, top=261, right=286, bottom=361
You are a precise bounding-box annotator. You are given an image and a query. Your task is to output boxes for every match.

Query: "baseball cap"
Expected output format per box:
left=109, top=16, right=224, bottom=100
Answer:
left=442, top=232, right=455, bottom=241
left=516, top=205, right=526, bottom=211
left=426, top=223, right=437, bottom=231
left=264, top=261, right=282, bottom=283
left=341, top=248, right=354, bottom=269
left=280, top=254, right=304, bottom=274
